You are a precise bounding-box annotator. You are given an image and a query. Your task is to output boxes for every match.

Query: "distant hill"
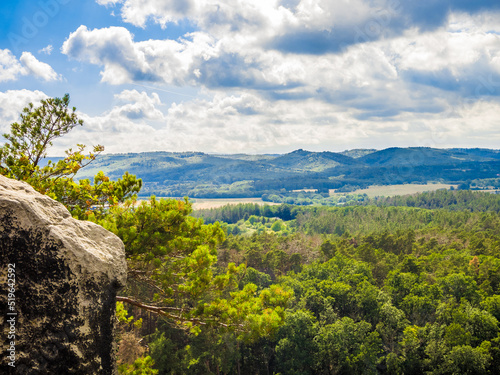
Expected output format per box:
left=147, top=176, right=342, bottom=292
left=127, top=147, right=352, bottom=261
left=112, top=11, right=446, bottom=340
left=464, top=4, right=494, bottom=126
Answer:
left=448, top=148, right=500, bottom=160
left=339, top=149, right=377, bottom=158
left=268, top=149, right=361, bottom=172
left=64, top=147, right=500, bottom=198
left=358, top=147, right=498, bottom=166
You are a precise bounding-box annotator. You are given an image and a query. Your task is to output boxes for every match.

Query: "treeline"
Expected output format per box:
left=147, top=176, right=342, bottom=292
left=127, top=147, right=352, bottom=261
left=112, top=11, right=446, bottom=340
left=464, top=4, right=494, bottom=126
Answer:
left=192, top=203, right=301, bottom=224
left=294, top=205, right=496, bottom=235
left=262, top=191, right=368, bottom=206
left=359, top=189, right=500, bottom=213
left=193, top=197, right=499, bottom=236
left=192, top=191, right=500, bottom=232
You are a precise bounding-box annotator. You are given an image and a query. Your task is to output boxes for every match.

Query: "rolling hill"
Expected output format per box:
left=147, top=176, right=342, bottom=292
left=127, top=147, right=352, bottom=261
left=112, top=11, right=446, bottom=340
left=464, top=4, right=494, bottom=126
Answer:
left=68, top=147, right=500, bottom=198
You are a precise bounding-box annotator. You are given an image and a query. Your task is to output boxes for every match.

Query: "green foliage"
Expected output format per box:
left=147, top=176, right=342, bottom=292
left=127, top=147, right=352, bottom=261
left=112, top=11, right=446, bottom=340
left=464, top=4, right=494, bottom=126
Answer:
left=271, top=220, right=284, bottom=232
left=274, top=310, right=318, bottom=375
left=223, top=215, right=292, bottom=237
left=0, top=93, right=83, bottom=172
left=181, top=194, right=500, bottom=374
left=262, top=190, right=369, bottom=206
left=1, top=95, right=296, bottom=372
left=218, top=231, right=317, bottom=280
left=0, top=94, right=142, bottom=219
left=481, top=295, right=500, bottom=321
left=365, top=189, right=500, bottom=213
left=315, top=317, right=382, bottom=374
left=118, top=356, right=158, bottom=375
left=239, top=267, right=272, bottom=290
left=116, top=301, right=138, bottom=327
left=193, top=203, right=300, bottom=224
left=441, top=344, right=491, bottom=375
left=148, top=332, right=184, bottom=374
left=99, top=196, right=292, bottom=341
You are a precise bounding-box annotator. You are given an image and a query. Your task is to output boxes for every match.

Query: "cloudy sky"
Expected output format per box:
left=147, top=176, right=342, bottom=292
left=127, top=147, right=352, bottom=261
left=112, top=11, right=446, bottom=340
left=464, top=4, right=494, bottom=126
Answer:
left=1, top=0, right=500, bottom=155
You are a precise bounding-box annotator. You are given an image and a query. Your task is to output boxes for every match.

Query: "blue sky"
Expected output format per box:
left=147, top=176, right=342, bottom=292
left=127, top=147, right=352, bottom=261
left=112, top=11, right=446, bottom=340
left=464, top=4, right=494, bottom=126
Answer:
left=1, top=0, right=500, bottom=155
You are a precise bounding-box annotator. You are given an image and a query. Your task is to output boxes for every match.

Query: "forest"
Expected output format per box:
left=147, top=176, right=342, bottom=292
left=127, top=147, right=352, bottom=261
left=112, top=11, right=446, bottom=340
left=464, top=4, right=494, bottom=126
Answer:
left=2, top=95, right=500, bottom=374
left=126, top=190, right=500, bottom=375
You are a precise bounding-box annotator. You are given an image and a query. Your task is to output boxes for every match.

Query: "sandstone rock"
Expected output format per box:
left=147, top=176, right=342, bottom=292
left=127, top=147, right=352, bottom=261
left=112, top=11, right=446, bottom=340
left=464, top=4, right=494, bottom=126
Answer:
left=0, top=175, right=127, bottom=374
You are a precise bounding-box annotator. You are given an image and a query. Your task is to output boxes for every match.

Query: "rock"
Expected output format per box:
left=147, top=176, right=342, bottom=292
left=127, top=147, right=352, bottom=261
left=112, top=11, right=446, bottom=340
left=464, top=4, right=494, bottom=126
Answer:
left=0, top=175, right=127, bottom=374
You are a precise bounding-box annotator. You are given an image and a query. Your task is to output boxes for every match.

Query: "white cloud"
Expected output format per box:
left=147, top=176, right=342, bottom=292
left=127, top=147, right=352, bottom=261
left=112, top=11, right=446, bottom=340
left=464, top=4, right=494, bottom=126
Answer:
left=392, top=29, right=500, bottom=74
left=62, top=25, right=225, bottom=86
left=82, top=89, right=165, bottom=131
left=0, top=49, right=61, bottom=82
left=0, top=88, right=164, bottom=154
left=38, top=45, right=54, bottom=55
left=0, top=90, right=48, bottom=134
left=0, top=49, right=25, bottom=82
left=2, top=87, right=500, bottom=156
left=113, top=89, right=165, bottom=121
left=19, top=52, right=61, bottom=82
left=62, top=26, right=162, bottom=84
left=61, top=91, right=500, bottom=155
left=55, top=1, right=500, bottom=153
left=65, top=4, right=500, bottom=106
left=51, top=89, right=163, bottom=154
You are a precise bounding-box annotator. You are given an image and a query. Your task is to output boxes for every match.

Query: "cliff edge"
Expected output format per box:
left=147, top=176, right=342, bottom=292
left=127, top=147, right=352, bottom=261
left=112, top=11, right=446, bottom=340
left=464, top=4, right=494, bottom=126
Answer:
left=0, top=175, right=127, bottom=374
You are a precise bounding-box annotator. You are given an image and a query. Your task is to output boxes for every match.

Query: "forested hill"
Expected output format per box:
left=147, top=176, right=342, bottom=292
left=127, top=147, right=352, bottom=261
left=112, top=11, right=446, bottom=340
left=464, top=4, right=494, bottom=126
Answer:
left=72, top=147, right=500, bottom=197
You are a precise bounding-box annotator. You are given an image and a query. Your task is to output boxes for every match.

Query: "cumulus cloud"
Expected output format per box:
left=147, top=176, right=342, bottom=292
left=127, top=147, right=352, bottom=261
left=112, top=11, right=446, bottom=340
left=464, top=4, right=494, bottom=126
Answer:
left=0, top=49, right=61, bottom=82
left=54, top=0, right=500, bottom=153
left=63, top=90, right=500, bottom=154
left=62, top=25, right=277, bottom=88
left=100, top=0, right=500, bottom=53
left=389, top=19, right=500, bottom=98
left=81, top=90, right=164, bottom=130
left=66, top=91, right=164, bottom=154
left=113, top=89, right=165, bottom=121
left=0, top=90, right=48, bottom=134
left=80, top=1, right=500, bottom=107
left=62, top=25, right=177, bottom=84
left=0, top=49, right=25, bottom=82
left=38, top=45, right=54, bottom=55
left=19, top=52, right=61, bottom=81
left=2, top=87, right=499, bottom=155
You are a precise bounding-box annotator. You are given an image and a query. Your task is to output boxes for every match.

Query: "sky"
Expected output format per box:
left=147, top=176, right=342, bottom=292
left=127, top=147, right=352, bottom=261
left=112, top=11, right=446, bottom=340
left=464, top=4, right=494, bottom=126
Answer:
left=0, top=0, right=500, bottom=155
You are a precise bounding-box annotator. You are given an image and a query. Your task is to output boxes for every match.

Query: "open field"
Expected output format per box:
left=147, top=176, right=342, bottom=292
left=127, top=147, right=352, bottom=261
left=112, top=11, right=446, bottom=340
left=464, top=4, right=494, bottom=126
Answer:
left=330, top=183, right=458, bottom=198
left=190, top=198, right=278, bottom=210
left=136, top=197, right=276, bottom=210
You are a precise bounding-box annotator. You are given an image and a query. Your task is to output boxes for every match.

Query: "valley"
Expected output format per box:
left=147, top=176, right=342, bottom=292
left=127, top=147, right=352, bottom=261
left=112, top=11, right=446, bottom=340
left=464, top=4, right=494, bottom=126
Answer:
left=73, top=147, right=500, bottom=200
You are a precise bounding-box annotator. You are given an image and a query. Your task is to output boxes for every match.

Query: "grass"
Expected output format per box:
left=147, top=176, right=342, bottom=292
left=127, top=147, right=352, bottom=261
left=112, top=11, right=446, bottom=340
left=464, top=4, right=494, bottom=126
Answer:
left=330, top=183, right=458, bottom=198
left=189, top=198, right=278, bottom=210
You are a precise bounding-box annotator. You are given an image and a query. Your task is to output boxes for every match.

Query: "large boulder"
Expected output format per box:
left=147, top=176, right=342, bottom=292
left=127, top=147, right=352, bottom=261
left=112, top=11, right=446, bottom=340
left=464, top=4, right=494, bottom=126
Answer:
left=0, top=175, right=127, bottom=374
